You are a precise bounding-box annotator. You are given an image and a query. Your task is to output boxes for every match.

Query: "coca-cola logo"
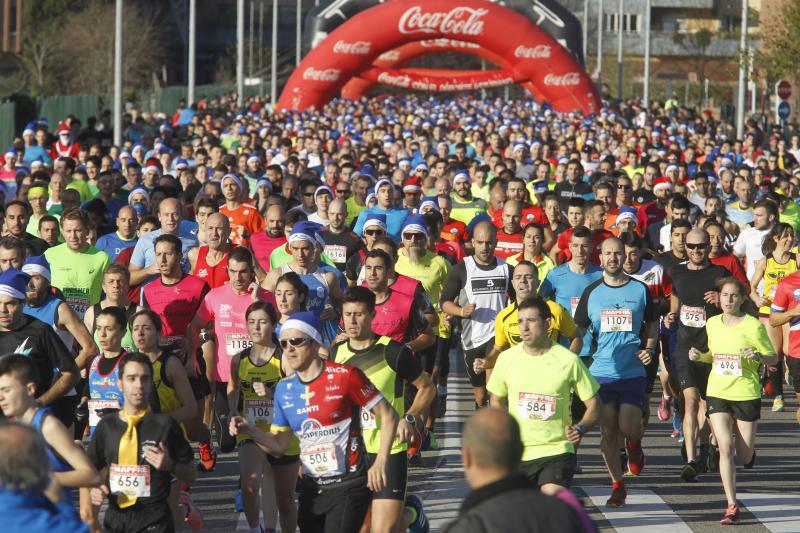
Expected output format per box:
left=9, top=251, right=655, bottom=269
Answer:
left=543, top=72, right=580, bottom=86
left=333, top=40, right=371, bottom=54
left=378, top=51, right=401, bottom=62
left=302, top=67, right=341, bottom=81
left=514, top=44, right=552, bottom=59
left=398, top=6, right=488, bottom=36
left=419, top=38, right=479, bottom=49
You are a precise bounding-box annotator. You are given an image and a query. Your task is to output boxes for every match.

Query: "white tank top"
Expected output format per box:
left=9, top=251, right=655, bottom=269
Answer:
left=460, top=256, right=510, bottom=350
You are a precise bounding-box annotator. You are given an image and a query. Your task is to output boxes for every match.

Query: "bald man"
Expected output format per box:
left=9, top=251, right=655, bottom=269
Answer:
left=322, top=198, right=363, bottom=272
left=494, top=200, right=524, bottom=260
left=442, top=408, right=585, bottom=533
left=129, top=197, right=199, bottom=286
left=189, top=212, right=232, bottom=289
left=441, top=221, right=510, bottom=407
left=94, top=205, right=139, bottom=260
left=249, top=204, right=287, bottom=276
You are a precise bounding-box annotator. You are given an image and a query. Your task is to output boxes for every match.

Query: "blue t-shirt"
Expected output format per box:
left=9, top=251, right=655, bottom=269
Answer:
left=353, top=206, right=410, bottom=242
left=573, top=276, right=655, bottom=380
left=539, top=262, right=602, bottom=356
left=95, top=232, right=138, bottom=260
left=130, top=220, right=199, bottom=271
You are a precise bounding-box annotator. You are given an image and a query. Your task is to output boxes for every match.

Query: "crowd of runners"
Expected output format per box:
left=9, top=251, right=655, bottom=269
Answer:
left=0, top=92, right=798, bottom=532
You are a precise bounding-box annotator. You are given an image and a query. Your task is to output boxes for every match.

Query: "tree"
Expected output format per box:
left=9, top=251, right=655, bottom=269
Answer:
left=758, top=0, right=800, bottom=80
left=673, top=28, right=714, bottom=82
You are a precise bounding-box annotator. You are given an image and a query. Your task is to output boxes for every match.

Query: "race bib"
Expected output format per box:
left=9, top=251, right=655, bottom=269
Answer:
left=600, top=309, right=633, bottom=332
left=713, top=353, right=743, bottom=377
left=225, top=333, right=252, bottom=357
left=360, top=407, right=377, bottom=430
left=245, top=398, right=273, bottom=426
left=300, top=442, right=339, bottom=476
left=88, top=399, right=120, bottom=428
left=109, top=464, right=150, bottom=499
left=570, top=297, right=580, bottom=317
left=680, top=305, right=707, bottom=328
left=324, top=244, right=347, bottom=264
left=517, top=392, right=557, bottom=421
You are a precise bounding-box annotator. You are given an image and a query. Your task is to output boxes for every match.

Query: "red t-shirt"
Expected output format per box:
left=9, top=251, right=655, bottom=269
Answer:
left=193, top=246, right=230, bottom=289
left=250, top=232, right=287, bottom=272
left=557, top=227, right=612, bottom=264
left=441, top=219, right=469, bottom=243
left=494, top=229, right=524, bottom=260
left=491, top=206, right=547, bottom=230
left=771, top=272, right=800, bottom=358
left=141, top=274, right=209, bottom=345
left=710, top=254, right=749, bottom=287
left=637, top=201, right=666, bottom=232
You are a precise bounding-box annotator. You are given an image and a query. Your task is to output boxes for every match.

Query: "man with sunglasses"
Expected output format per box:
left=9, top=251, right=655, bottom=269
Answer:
left=663, top=228, right=731, bottom=483
left=322, top=198, right=363, bottom=273
left=230, top=311, right=399, bottom=533
left=346, top=214, right=387, bottom=287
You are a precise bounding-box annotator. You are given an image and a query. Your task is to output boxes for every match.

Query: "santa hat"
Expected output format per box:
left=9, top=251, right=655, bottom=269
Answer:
left=56, top=123, right=70, bottom=136
left=402, top=176, right=422, bottom=193
left=653, top=177, right=672, bottom=193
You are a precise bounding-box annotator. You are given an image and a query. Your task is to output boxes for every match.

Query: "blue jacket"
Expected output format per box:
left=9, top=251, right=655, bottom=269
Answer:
left=0, top=488, right=88, bottom=532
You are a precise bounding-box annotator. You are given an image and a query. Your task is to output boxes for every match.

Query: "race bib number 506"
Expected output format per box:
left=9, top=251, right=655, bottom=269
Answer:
left=300, top=442, right=339, bottom=476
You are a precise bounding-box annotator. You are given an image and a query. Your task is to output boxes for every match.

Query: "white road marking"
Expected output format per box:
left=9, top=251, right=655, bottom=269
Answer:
left=582, top=486, right=692, bottom=532
left=738, top=492, right=800, bottom=532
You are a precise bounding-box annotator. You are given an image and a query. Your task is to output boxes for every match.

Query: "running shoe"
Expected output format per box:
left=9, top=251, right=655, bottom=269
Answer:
left=743, top=449, right=756, bottom=469
left=406, top=493, right=430, bottom=533
left=198, top=442, right=217, bottom=472
left=719, top=502, right=740, bottom=525
left=606, top=485, right=627, bottom=508
left=179, top=490, right=204, bottom=531
left=234, top=488, right=244, bottom=512
left=772, top=397, right=785, bottom=412
left=421, top=429, right=439, bottom=451
left=681, top=460, right=699, bottom=483
left=657, top=395, right=672, bottom=422
left=626, top=440, right=645, bottom=476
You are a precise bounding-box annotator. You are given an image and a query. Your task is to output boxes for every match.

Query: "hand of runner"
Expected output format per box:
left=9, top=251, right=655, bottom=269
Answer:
left=320, top=304, right=337, bottom=321
left=367, top=454, right=388, bottom=492
left=636, top=349, right=652, bottom=365
left=396, top=417, right=417, bottom=444
left=252, top=381, right=275, bottom=399
left=90, top=484, right=109, bottom=506
left=704, top=291, right=720, bottom=307
left=565, top=425, right=583, bottom=446
left=229, top=415, right=251, bottom=436
left=688, top=346, right=701, bottom=361
left=461, top=303, right=477, bottom=318
left=143, top=442, right=173, bottom=471
left=473, top=357, right=487, bottom=374
left=248, top=282, right=260, bottom=301
left=740, top=347, right=759, bottom=361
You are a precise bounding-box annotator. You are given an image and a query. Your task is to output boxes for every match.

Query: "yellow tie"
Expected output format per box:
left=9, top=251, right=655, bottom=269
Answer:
left=117, top=409, right=148, bottom=509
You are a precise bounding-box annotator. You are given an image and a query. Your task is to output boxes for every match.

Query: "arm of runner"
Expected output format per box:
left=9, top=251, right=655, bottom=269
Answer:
left=568, top=335, right=583, bottom=355
left=399, top=373, right=436, bottom=445
left=749, top=258, right=768, bottom=307
left=663, top=293, right=680, bottom=329
left=227, top=354, right=242, bottom=417
left=476, top=345, right=502, bottom=374
left=367, top=397, right=399, bottom=493
left=58, top=301, right=99, bottom=371
left=164, top=356, right=198, bottom=423
left=187, top=246, right=199, bottom=274
left=42, top=413, right=101, bottom=488
left=143, top=441, right=197, bottom=485
left=185, top=315, right=212, bottom=377
left=688, top=346, right=713, bottom=363
left=37, top=350, right=80, bottom=408
left=567, top=393, right=600, bottom=446
left=260, top=268, right=279, bottom=292
left=128, top=262, right=160, bottom=286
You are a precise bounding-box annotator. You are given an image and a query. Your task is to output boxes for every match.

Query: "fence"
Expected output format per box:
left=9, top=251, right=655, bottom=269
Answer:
left=0, top=94, right=100, bottom=149
left=139, top=83, right=266, bottom=115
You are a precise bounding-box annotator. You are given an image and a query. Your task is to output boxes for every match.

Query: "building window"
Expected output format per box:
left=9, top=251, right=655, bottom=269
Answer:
left=603, top=13, right=640, bottom=32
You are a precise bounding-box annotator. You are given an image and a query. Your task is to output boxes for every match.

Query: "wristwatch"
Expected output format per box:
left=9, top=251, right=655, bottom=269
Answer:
left=404, top=414, right=417, bottom=426
left=573, top=423, right=587, bottom=436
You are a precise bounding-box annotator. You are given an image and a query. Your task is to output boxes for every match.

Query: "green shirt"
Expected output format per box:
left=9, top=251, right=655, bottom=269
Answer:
left=345, top=196, right=367, bottom=226
left=780, top=201, right=800, bottom=233
left=449, top=194, right=487, bottom=225
left=268, top=244, right=336, bottom=271
left=332, top=336, right=422, bottom=454
left=488, top=342, right=599, bottom=461
left=44, top=244, right=111, bottom=319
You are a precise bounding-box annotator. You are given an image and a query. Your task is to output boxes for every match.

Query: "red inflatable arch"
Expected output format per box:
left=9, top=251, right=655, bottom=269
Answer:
left=340, top=38, right=543, bottom=101
left=279, top=0, right=599, bottom=113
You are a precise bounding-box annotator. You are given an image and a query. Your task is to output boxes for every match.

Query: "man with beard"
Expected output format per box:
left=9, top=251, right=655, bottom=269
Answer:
left=663, top=228, right=730, bottom=483
left=189, top=213, right=232, bottom=289
left=249, top=204, right=287, bottom=274
left=3, top=201, right=49, bottom=256
left=574, top=237, right=657, bottom=507
left=441, top=221, right=510, bottom=409
left=449, top=172, right=488, bottom=225
left=322, top=198, right=363, bottom=273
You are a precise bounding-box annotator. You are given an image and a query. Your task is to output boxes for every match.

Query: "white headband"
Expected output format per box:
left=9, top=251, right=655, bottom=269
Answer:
left=0, top=284, right=25, bottom=300
left=21, top=264, right=51, bottom=282
left=281, top=319, right=322, bottom=345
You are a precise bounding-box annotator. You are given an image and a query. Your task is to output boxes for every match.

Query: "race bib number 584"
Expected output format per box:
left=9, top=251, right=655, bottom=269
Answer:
left=518, top=392, right=557, bottom=420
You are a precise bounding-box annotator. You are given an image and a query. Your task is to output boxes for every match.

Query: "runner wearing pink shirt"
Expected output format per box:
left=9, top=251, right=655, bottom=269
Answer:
left=186, top=247, right=277, bottom=460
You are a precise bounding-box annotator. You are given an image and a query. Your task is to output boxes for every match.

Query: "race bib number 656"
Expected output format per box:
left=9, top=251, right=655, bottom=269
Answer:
left=110, top=464, right=150, bottom=498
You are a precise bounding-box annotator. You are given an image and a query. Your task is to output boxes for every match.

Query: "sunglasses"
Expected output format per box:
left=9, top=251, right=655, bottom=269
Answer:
left=279, top=337, right=312, bottom=349
left=403, top=233, right=425, bottom=241
left=336, top=189, right=350, bottom=195
left=364, top=229, right=385, bottom=236
left=685, top=242, right=707, bottom=250
left=302, top=192, right=315, bottom=197
left=617, top=185, right=632, bottom=190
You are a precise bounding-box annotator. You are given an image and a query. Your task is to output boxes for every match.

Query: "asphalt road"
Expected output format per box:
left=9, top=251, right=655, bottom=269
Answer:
left=183, top=352, right=800, bottom=532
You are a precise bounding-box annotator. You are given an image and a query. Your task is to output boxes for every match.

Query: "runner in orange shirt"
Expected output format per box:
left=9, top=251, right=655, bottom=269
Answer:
left=219, top=173, right=265, bottom=247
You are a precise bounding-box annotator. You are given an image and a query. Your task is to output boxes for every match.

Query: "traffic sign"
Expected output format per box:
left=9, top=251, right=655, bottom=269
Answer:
left=777, top=80, right=792, bottom=100
left=778, top=100, right=791, bottom=120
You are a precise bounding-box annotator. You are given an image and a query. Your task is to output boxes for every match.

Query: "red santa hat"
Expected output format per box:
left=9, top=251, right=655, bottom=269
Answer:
left=56, top=123, right=70, bottom=136
left=653, top=176, right=673, bottom=193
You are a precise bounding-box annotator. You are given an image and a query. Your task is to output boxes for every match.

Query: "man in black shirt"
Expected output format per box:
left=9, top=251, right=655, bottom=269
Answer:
left=652, top=218, right=691, bottom=274
left=322, top=198, right=363, bottom=273
left=664, top=228, right=730, bottom=483
left=0, top=268, right=79, bottom=426
left=2, top=201, right=49, bottom=256
left=89, top=352, right=198, bottom=533
left=554, top=160, right=592, bottom=211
